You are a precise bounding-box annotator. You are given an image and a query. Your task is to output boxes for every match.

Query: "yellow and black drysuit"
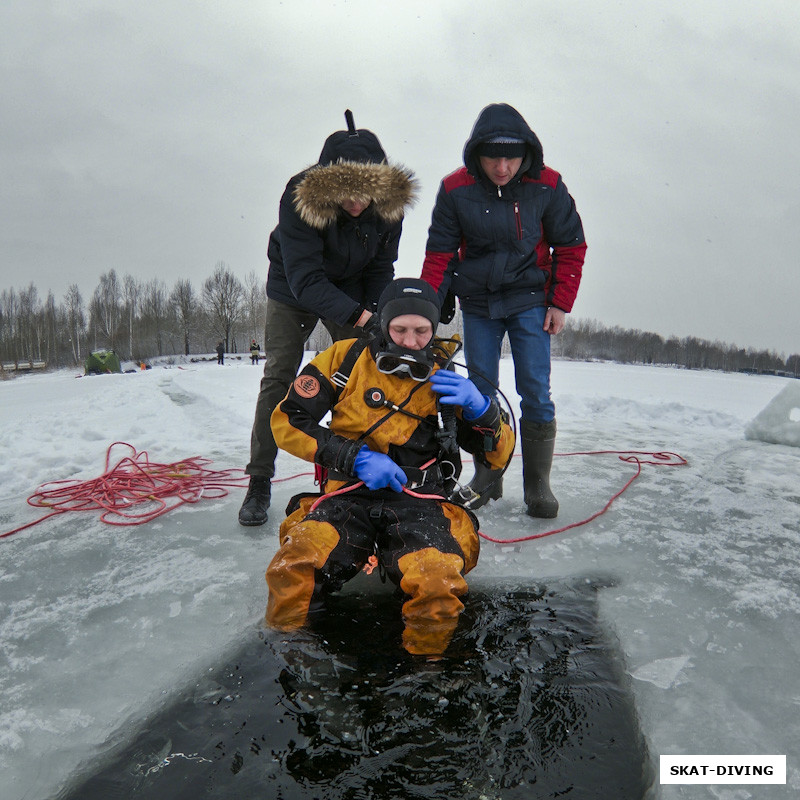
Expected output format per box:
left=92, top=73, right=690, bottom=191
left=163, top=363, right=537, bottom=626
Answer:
left=266, top=338, right=515, bottom=656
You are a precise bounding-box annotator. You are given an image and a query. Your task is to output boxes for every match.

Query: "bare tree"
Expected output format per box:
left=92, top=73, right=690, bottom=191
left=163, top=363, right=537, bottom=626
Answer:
left=305, top=322, right=332, bottom=352
left=202, top=262, right=244, bottom=352
left=90, top=270, right=122, bottom=351
left=140, top=278, right=169, bottom=357
left=18, top=283, right=42, bottom=362
left=43, top=291, right=58, bottom=365
left=64, top=284, right=86, bottom=364
left=0, top=288, right=19, bottom=362
left=170, top=278, right=198, bottom=356
left=123, top=275, right=141, bottom=360
left=244, top=270, right=267, bottom=345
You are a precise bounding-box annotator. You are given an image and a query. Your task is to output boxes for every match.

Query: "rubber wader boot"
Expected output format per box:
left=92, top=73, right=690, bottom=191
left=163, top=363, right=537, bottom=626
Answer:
left=521, top=419, right=558, bottom=519
left=238, top=475, right=271, bottom=526
left=457, top=461, right=503, bottom=510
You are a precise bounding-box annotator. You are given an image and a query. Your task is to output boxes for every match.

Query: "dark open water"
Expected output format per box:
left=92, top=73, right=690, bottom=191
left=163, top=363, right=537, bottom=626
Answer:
left=57, top=578, right=653, bottom=799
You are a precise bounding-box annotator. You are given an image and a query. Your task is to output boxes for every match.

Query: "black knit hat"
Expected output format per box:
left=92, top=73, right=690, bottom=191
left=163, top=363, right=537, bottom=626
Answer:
left=477, top=136, right=527, bottom=159
left=377, top=278, right=440, bottom=340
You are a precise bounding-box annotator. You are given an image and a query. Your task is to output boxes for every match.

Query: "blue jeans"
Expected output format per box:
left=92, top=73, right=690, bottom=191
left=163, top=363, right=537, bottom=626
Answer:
left=461, top=306, right=554, bottom=424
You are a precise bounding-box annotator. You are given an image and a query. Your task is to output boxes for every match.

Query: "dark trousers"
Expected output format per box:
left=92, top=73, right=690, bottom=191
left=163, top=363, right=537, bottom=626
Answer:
left=245, top=297, right=356, bottom=479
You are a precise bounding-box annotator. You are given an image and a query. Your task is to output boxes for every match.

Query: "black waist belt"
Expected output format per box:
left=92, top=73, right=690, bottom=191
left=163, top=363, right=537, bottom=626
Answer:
left=328, top=464, right=443, bottom=490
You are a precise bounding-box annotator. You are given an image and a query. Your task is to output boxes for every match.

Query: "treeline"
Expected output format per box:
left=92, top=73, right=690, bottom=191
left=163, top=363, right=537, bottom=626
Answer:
left=0, top=262, right=274, bottom=368
left=435, top=315, right=797, bottom=376
left=1, top=267, right=798, bottom=376
left=550, top=318, right=799, bottom=377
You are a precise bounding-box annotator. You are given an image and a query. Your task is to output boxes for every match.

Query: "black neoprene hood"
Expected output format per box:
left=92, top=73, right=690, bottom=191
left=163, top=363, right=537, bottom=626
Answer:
left=377, top=278, right=440, bottom=340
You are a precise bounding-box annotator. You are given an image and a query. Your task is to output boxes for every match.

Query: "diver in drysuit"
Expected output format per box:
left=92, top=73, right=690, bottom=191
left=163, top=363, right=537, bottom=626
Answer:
left=265, top=278, right=515, bottom=656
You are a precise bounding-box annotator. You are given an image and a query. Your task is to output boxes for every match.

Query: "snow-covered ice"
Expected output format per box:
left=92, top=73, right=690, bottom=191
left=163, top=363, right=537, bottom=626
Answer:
left=1, top=356, right=798, bottom=798
left=745, top=380, right=800, bottom=448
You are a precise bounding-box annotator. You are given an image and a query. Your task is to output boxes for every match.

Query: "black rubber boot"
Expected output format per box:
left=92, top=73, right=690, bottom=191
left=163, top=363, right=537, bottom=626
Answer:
left=521, top=419, right=558, bottom=519
left=454, top=461, right=503, bottom=510
left=238, top=476, right=271, bottom=526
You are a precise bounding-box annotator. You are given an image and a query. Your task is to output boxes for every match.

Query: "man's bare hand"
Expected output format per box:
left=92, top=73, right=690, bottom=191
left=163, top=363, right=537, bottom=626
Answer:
left=543, top=306, right=565, bottom=335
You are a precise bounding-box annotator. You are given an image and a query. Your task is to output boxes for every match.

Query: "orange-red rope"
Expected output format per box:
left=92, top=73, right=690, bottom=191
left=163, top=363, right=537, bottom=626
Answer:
left=1, top=442, right=250, bottom=539
left=475, top=450, right=688, bottom=544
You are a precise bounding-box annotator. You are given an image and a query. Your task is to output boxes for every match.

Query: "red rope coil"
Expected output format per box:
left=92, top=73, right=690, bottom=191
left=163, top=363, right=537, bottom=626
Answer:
left=1, top=442, right=250, bottom=539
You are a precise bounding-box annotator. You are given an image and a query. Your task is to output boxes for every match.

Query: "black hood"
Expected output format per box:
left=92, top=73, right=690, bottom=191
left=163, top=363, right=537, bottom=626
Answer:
left=377, top=278, right=440, bottom=341
left=463, top=103, right=544, bottom=180
left=318, top=129, right=388, bottom=166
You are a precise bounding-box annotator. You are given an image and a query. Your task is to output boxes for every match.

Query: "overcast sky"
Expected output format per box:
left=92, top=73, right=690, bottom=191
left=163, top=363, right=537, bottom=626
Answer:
left=2, top=0, right=799, bottom=354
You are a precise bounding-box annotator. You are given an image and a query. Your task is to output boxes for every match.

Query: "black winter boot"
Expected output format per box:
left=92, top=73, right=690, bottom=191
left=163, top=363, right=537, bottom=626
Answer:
left=453, top=461, right=503, bottom=510
left=521, top=419, right=558, bottom=519
left=238, top=475, right=271, bottom=526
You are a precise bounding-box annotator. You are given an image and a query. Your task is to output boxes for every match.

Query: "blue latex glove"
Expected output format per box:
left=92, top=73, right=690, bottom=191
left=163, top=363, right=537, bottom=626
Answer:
left=429, top=369, right=490, bottom=420
left=353, top=447, right=407, bottom=492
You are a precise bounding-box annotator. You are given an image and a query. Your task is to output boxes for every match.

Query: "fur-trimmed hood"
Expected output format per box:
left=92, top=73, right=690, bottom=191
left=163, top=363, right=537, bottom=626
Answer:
left=293, top=160, right=418, bottom=230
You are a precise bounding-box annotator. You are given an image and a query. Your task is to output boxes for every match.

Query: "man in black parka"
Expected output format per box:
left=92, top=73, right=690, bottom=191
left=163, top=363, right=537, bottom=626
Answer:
left=239, top=111, right=418, bottom=526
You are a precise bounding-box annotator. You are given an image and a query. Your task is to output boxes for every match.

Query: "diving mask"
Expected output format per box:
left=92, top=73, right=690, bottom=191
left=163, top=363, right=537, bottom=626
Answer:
left=374, top=344, right=435, bottom=382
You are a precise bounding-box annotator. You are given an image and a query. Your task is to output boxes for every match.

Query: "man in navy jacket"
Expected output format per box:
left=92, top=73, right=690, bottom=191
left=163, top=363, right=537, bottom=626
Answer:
left=239, top=112, right=418, bottom=526
left=421, top=103, right=586, bottom=518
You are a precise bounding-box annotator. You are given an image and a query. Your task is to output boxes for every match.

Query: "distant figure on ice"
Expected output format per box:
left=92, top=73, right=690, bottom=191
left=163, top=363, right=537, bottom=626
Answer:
left=250, top=339, right=261, bottom=365
left=420, top=103, right=587, bottom=519
left=237, top=110, right=418, bottom=527
left=215, top=341, right=225, bottom=365
left=265, top=279, right=514, bottom=656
